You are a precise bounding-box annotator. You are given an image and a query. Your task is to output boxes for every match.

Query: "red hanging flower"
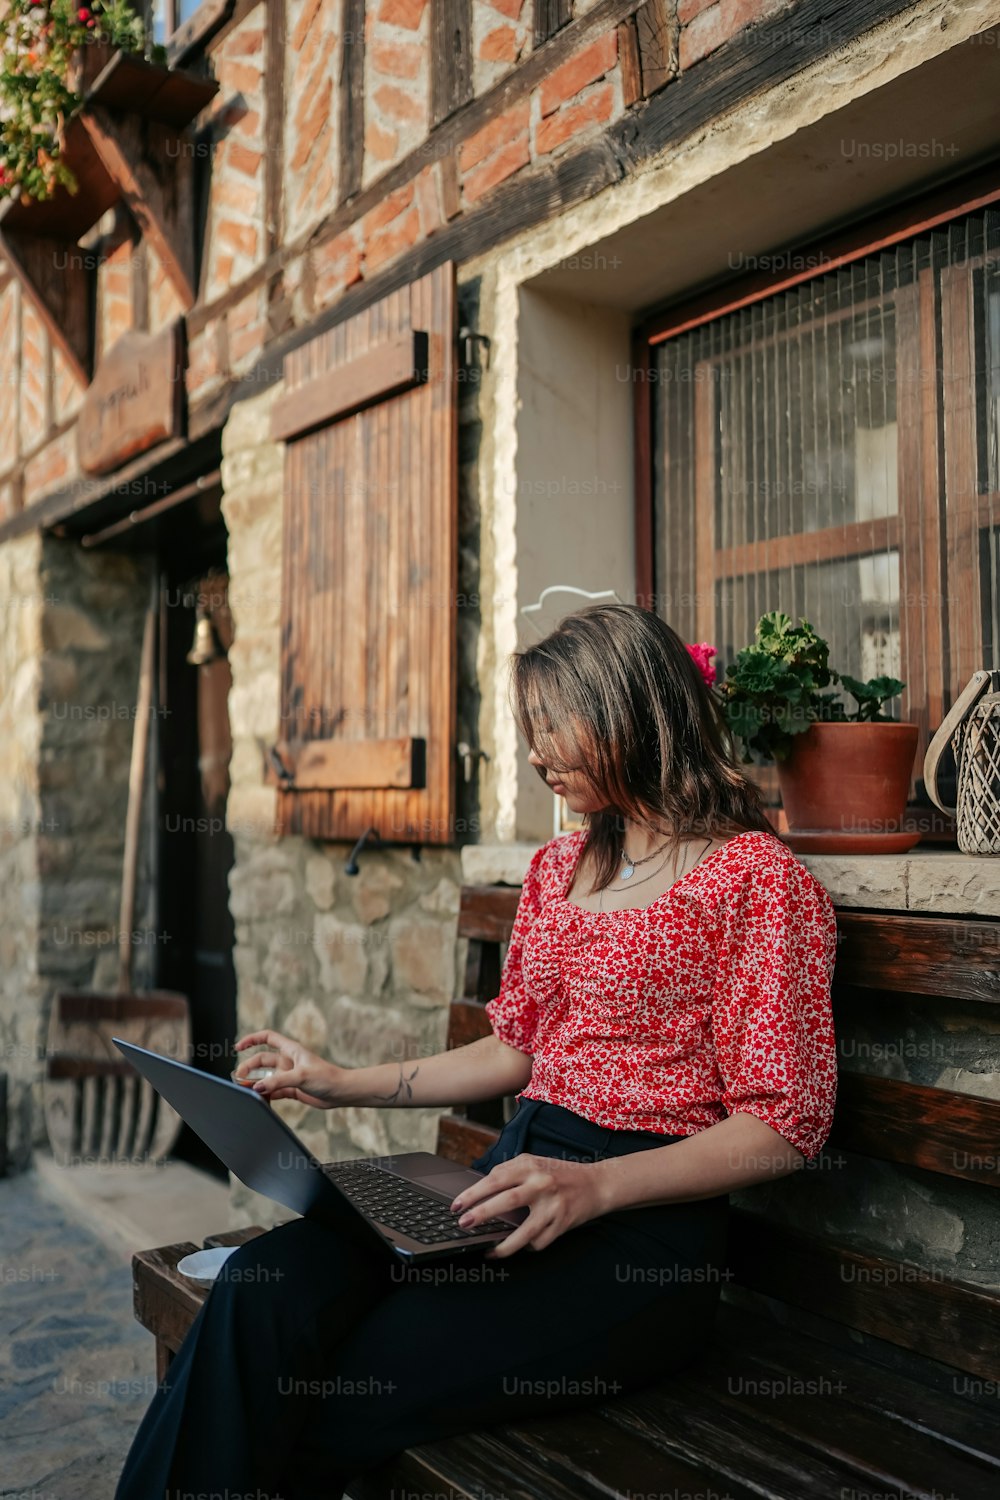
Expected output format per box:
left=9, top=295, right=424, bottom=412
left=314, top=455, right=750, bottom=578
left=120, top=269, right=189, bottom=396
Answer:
left=686, top=642, right=717, bottom=688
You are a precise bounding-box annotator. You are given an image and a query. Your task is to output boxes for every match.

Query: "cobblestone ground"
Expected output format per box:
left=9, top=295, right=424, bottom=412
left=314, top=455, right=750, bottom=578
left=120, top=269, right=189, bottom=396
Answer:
left=1, top=1171, right=154, bottom=1500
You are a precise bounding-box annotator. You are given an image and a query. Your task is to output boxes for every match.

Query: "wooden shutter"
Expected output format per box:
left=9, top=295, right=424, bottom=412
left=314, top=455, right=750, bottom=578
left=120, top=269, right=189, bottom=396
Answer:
left=268, top=262, right=458, bottom=844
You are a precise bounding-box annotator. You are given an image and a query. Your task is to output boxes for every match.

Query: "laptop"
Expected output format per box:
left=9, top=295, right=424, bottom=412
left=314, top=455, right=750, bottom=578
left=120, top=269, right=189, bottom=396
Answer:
left=113, top=1038, right=525, bottom=1263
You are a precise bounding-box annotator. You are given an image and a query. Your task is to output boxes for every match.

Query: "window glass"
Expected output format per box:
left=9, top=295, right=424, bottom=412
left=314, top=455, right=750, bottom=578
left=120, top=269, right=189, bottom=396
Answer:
left=651, top=205, right=1000, bottom=779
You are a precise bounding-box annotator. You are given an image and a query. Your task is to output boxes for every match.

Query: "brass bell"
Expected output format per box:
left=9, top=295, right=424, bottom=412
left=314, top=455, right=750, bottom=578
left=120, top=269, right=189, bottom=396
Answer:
left=186, top=603, right=225, bottom=665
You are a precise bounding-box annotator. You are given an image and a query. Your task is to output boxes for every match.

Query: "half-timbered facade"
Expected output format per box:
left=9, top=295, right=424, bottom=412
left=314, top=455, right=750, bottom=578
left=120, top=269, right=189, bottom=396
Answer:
left=0, top=0, right=998, bottom=1288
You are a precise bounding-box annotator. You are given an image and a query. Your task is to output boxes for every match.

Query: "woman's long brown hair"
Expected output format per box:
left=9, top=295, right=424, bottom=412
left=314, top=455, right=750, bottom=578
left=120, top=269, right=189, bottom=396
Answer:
left=509, top=603, right=774, bottom=894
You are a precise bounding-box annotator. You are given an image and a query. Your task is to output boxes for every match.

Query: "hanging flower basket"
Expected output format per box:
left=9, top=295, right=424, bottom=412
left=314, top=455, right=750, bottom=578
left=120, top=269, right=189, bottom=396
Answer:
left=0, top=2, right=162, bottom=204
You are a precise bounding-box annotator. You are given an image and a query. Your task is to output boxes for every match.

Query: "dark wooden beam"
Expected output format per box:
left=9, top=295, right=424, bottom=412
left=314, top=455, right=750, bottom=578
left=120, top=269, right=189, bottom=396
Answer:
left=0, top=428, right=223, bottom=545
left=339, top=0, right=366, bottom=203
left=81, top=106, right=200, bottom=309
left=617, top=15, right=643, bottom=108
left=264, top=0, right=286, bottom=257
left=534, top=0, right=573, bottom=45
left=431, top=0, right=473, bottom=126
left=634, top=0, right=674, bottom=96
left=0, top=230, right=92, bottom=383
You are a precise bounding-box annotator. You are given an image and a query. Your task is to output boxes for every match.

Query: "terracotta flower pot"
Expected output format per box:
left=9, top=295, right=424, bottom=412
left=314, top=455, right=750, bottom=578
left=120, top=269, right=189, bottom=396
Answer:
left=776, top=722, right=920, bottom=838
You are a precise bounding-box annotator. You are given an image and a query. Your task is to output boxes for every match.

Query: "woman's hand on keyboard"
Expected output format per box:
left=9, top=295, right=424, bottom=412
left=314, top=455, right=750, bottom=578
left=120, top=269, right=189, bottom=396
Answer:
left=450, top=1153, right=609, bottom=1257
left=232, top=1030, right=349, bottom=1108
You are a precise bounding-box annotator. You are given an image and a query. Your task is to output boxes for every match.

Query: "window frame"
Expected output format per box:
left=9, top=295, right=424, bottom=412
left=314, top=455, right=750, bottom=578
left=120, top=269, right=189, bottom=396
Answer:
left=144, top=0, right=233, bottom=63
left=633, top=158, right=1000, bottom=830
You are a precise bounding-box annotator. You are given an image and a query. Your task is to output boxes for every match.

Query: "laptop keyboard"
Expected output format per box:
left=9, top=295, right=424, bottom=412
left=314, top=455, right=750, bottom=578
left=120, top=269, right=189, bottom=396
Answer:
left=324, top=1161, right=513, bottom=1245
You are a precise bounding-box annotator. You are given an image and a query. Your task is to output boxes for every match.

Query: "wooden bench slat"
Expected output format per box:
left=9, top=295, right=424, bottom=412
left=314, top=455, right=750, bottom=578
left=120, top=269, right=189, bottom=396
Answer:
left=683, top=1337, right=1000, bottom=1499
left=132, top=1242, right=208, bottom=1356
left=728, top=1207, right=1000, bottom=1380
left=445, top=999, right=493, bottom=1050
left=830, top=1072, right=1000, bottom=1184
left=714, top=1300, right=1000, bottom=1466
left=56, top=990, right=191, bottom=1021
left=456, top=885, right=520, bottom=943
left=494, top=1408, right=763, bottom=1500
left=601, top=1374, right=880, bottom=1500
left=350, top=1425, right=624, bottom=1500
left=834, top=913, right=1000, bottom=1003
left=202, top=1226, right=269, bottom=1249
left=46, top=1055, right=137, bottom=1079
left=437, top=1115, right=500, bottom=1167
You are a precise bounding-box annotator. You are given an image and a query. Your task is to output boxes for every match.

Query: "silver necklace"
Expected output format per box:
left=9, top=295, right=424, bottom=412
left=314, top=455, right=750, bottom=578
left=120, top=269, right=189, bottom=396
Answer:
left=599, top=847, right=672, bottom=911
left=599, top=836, right=713, bottom=912
left=619, top=838, right=669, bottom=881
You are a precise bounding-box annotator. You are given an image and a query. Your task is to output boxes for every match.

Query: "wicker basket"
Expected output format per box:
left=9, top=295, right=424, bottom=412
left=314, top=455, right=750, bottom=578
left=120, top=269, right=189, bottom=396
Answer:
left=924, top=670, right=1000, bottom=855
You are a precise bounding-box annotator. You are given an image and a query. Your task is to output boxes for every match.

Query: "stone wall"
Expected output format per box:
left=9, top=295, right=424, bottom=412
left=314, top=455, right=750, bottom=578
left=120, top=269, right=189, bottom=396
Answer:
left=220, top=387, right=465, bottom=1227
left=0, top=529, right=154, bottom=1172
left=35, top=539, right=156, bottom=1007
left=0, top=533, right=43, bottom=1173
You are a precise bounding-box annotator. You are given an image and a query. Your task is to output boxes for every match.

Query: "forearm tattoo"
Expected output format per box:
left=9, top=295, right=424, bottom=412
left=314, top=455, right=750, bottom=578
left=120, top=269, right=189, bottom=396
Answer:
left=372, top=1063, right=420, bottom=1105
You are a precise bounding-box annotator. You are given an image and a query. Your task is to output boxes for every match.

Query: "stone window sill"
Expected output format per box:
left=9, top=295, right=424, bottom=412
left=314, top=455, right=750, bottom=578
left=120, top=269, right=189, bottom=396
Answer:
left=460, top=843, right=1000, bottom=920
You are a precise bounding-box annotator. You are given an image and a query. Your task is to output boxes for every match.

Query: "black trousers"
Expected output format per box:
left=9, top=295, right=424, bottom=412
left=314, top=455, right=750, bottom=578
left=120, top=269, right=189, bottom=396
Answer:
left=114, top=1099, right=729, bottom=1500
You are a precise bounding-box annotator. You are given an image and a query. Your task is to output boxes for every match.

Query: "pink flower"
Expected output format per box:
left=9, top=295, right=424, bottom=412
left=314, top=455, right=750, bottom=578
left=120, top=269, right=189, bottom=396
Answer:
left=686, top=641, right=717, bottom=688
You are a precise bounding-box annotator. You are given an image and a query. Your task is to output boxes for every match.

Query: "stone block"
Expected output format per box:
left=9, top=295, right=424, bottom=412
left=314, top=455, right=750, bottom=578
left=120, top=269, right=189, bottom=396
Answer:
left=418, top=877, right=460, bottom=917
left=341, top=1105, right=393, bottom=1157
left=228, top=858, right=298, bottom=920
left=236, top=979, right=274, bottom=1032
left=386, top=1106, right=442, bottom=1154
left=388, top=915, right=453, bottom=1003
left=460, top=841, right=539, bottom=885
left=349, top=858, right=404, bottom=924
left=282, top=997, right=330, bottom=1055
left=262, top=931, right=315, bottom=992
left=324, top=995, right=444, bottom=1069
left=314, top=913, right=370, bottom=994
left=38, top=656, right=78, bottom=704
left=40, top=606, right=110, bottom=653
left=305, top=854, right=335, bottom=911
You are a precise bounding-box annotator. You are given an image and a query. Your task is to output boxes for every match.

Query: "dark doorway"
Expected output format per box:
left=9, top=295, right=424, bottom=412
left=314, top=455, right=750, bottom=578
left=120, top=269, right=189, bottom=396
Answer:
left=155, top=495, right=237, bottom=1179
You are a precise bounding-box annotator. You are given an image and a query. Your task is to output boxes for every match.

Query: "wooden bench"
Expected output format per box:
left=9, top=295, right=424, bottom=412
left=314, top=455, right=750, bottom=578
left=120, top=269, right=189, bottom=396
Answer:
left=133, top=883, right=1000, bottom=1499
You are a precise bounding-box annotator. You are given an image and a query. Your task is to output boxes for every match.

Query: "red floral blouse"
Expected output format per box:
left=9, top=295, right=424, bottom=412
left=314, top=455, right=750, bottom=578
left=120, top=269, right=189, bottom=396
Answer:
left=485, top=829, right=839, bottom=1160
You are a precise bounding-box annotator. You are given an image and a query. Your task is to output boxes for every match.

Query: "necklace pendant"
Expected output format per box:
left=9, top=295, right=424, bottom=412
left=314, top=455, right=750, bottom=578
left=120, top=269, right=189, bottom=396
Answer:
left=620, top=863, right=635, bottom=880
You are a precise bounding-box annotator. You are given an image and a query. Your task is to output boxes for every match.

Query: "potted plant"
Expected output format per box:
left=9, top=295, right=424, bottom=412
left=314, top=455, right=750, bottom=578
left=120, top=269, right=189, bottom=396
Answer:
left=0, top=1, right=155, bottom=203
left=715, top=612, right=920, bottom=851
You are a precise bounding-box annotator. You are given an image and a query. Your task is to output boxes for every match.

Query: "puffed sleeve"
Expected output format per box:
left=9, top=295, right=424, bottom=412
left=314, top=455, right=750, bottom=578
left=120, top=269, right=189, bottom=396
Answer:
left=484, top=842, right=548, bottom=1054
left=710, top=854, right=838, bottom=1160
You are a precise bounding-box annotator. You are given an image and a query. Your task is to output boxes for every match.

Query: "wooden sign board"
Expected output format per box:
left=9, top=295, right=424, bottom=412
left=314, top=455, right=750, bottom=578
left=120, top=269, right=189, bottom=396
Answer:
left=77, top=322, right=184, bottom=476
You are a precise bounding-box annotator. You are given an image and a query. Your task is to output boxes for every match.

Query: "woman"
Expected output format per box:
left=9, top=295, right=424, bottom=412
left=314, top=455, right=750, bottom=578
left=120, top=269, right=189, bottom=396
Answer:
left=115, top=603, right=838, bottom=1500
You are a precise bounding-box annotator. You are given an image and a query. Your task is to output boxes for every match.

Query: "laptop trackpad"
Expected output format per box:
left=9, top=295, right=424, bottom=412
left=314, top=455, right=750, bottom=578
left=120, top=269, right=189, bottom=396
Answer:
left=411, top=1168, right=484, bottom=1200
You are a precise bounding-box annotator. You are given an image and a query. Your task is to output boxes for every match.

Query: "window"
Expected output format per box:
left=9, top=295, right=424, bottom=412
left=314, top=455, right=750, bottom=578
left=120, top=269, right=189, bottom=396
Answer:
left=148, top=0, right=217, bottom=46
left=643, top=191, right=1000, bottom=810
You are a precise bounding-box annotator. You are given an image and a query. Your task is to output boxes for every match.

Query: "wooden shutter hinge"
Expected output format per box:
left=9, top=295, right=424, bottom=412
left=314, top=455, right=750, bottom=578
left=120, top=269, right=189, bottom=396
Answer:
left=260, top=740, right=295, bottom=787
left=458, top=327, right=490, bottom=370
left=456, top=741, right=490, bottom=783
